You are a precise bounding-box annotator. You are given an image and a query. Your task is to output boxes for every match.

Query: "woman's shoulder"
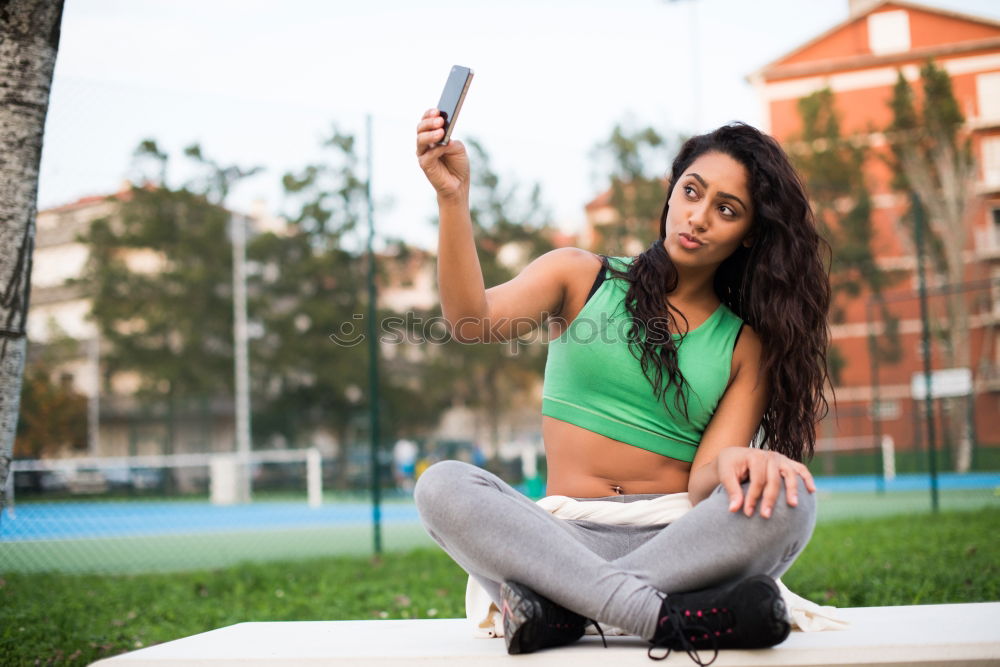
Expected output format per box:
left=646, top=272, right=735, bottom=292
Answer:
left=732, top=321, right=763, bottom=369
left=518, top=247, right=604, bottom=300
left=543, top=246, right=603, bottom=262
left=532, top=246, right=604, bottom=276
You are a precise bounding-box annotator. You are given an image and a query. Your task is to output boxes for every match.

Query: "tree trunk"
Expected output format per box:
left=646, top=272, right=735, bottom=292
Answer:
left=897, top=135, right=976, bottom=473
left=946, top=266, right=973, bottom=473
left=937, top=138, right=976, bottom=473
left=0, top=0, right=66, bottom=518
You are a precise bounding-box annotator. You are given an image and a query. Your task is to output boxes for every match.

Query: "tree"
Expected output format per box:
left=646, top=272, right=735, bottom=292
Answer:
left=83, top=184, right=235, bottom=399
left=0, top=0, right=66, bottom=516
left=15, top=335, right=88, bottom=459
left=251, top=132, right=555, bottom=478
left=248, top=127, right=371, bottom=487
left=887, top=61, right=977, bottom=472
left=78, top=141, right=260, bottom=457
left=590, top=122, right=678, bottom=255
left=791, top=87, right=901, bottom=384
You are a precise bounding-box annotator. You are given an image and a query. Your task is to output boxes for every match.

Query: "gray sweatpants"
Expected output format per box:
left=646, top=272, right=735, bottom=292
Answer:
left=414, top=459, right=816, bottom=640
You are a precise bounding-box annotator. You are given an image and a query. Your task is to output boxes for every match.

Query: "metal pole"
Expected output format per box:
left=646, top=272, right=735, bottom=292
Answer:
left=366, top=114, right=382, bottom=554
left=867, top=299, right=885, bottom=494
left=968, top=392, right=978, bottom=470
left=88, top=333, right=100, bottom=456
left=232, top=213, right=252, bottom=503
left=911, top=192, right=939, bottom=513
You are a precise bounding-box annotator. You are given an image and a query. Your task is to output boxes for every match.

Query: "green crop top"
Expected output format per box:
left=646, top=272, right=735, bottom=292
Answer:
left=541, top=255, right=745, bottom=463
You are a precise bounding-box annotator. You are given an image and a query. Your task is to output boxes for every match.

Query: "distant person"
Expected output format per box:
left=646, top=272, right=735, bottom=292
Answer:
left=392, top=438, right=418, bottom=491
left=471, top=444, right=486, bottom=468
left=413, top=112, right=829, bottom=663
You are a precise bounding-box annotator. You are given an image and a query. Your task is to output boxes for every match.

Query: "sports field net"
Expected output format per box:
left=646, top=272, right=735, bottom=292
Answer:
left=7, top=449, right=327, bottom=507
left=0, top=449, right=434, bottom=574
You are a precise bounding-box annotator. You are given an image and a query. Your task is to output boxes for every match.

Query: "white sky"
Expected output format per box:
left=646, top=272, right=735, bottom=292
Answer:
left=38, top=0, right=1000, bottom=250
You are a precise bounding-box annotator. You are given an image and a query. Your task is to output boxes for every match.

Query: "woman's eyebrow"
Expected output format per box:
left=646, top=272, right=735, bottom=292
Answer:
left=718, top=192, right=748, bottom=211
left=687, top=172, right=748, bottom=211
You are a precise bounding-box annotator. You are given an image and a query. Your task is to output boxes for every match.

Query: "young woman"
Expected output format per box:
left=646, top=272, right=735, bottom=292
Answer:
left=413, top=110, right=831, bottom=664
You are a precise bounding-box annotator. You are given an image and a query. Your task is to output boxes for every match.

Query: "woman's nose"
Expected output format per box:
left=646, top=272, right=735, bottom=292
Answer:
left=689, top=203, right=709, bottom=232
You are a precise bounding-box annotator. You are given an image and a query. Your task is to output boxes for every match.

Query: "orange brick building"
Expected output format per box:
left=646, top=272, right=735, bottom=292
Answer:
left=751, top=0, right=1000, bottom=467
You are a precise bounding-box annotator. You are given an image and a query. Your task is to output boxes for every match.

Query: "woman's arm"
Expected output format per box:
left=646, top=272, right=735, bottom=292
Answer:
left=687, top=326, right=815, bottom=516
left=417, top=109, right=482, bottom=338
left=416, top=108, right=596, bottom=343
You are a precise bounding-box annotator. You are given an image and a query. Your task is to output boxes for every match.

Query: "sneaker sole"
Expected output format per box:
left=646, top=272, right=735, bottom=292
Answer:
left=500, top=581, right=541, bottom=655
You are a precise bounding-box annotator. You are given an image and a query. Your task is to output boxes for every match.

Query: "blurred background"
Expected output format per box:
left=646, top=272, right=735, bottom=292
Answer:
left=4, top=0, right=1000, bottom=576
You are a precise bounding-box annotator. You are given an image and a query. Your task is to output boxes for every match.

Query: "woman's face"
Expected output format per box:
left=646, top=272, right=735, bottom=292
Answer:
left=662, top=151, right=754, bottom=271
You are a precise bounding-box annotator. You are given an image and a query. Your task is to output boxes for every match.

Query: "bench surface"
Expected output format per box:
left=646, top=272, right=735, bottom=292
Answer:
left=90, top=602, right=1000, bottom=666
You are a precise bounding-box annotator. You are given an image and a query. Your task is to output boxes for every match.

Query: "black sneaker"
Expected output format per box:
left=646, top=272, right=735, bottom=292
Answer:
left=648, top=575, right=790, bottom=665
left=500, top=581, right=602, bottom=654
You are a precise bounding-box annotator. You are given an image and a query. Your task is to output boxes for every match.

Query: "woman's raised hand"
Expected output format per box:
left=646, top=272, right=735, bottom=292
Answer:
left=716, top=447, right=816, bottom=519
left=416, top=108, right=470, bottom=201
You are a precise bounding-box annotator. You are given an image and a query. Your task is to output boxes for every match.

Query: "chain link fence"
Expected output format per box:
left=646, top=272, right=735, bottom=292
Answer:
left=810, top=277, right=1000, bottom=515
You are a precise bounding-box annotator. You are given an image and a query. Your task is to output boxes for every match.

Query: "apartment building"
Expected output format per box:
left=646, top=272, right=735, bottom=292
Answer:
left=753, top=0, right=1000, bottom=463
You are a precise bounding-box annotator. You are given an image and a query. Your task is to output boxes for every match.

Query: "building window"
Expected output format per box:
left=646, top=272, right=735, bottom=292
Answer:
left=983, top=137, right=1000, bottom=187
left=868, top=10, right=910, bottom=55
left=977, top=73, right=1000, bottom=122
left=991, top=265, right=1000, bottom=316
left=871, top=400, right=901, bottom=421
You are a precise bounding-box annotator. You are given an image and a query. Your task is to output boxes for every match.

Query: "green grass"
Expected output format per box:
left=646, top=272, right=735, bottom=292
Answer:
left=780, top=508, right=999, bottom=607
left=0, top=549, right=469, bottom=667
left=2, top=507, right=998, bottom=667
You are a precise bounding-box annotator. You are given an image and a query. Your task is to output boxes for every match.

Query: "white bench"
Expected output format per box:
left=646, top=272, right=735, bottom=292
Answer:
left=90, top=602, right=1000, bottom=666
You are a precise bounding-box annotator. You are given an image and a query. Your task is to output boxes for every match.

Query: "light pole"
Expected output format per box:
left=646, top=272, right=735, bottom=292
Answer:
left=365, top=113, right=383, bottom=554
left=232, top=212, right=252, bottom=503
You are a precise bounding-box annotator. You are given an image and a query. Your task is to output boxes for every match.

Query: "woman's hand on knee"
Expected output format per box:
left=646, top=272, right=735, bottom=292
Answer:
left=716, top=447, right=815, bottom=519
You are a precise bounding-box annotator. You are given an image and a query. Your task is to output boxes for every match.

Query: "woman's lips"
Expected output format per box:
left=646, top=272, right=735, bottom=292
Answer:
left=678, top=233, right=704, bottom=250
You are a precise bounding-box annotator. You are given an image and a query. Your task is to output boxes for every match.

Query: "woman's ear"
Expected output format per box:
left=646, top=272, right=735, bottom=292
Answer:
left=742, top=234, right=754, bottom=248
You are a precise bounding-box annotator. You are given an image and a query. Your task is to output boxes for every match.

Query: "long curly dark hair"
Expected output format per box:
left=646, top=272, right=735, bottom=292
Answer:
left=606, top=122, right=831, bottom=462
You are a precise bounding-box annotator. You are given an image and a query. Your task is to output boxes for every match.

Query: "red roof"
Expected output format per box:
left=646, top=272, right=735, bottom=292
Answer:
left=38, top=183, right=156, bottom=214
left=752, top=0, right=1000, bottom=81
left=584, top=189, right=613, bottom=212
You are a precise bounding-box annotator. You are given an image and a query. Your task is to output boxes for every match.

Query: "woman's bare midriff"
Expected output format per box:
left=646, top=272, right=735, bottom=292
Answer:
left=543, top=416, right=692, bottom=497
left=539, top=251, right=698, bottom=498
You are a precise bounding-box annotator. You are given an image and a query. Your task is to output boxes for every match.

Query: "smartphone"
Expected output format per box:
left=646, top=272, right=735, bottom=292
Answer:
left=436, top=65, right=474, bottom=146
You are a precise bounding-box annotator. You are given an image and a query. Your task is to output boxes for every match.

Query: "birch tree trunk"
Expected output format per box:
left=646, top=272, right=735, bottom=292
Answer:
left=895, top=131, right=976, bottom=473
left=0, top=0, right=66, bottom=517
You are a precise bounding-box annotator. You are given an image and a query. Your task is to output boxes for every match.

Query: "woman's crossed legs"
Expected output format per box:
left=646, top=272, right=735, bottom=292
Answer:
left=414, top=459, right=815, bottom=640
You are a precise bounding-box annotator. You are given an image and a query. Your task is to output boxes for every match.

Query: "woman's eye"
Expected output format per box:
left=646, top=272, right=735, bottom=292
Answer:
left=684, top=185, right=697, bottom=198
left=719, top=205, right=735, bottom=217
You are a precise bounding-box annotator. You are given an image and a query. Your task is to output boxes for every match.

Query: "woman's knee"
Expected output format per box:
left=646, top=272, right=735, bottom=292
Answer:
left=711, top=477, right=816, bottom=532
left=764, top=476, right=817, bottom=535
left=413, top=460, right=477, bottom=512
